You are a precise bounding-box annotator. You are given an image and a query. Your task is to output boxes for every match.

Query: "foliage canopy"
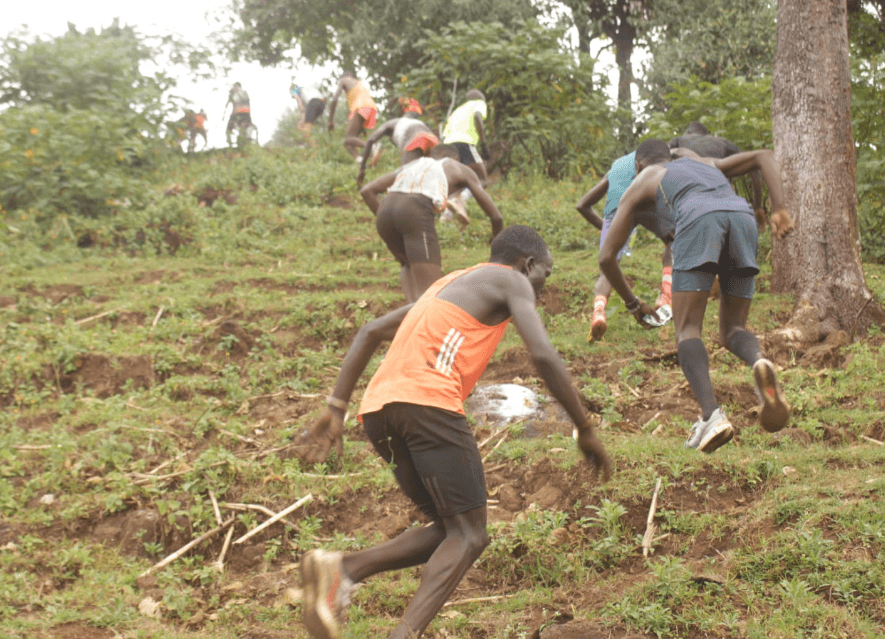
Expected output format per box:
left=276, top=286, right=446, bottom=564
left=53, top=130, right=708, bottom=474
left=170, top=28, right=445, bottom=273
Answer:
left=399, top=21, right=624, bottom=179
left=228, top=0, right=538, bottom=91
left=0, top=22, right=213, bottom=224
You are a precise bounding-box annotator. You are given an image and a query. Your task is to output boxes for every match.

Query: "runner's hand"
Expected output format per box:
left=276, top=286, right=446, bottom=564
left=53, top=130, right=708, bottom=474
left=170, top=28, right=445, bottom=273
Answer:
left=770, top=209, right=794, bottom=238
left=633, top=301, right=659, bottom=328
left=298, top=408, right=344, bottom=464
left=576, top=421, right=612, bottom=482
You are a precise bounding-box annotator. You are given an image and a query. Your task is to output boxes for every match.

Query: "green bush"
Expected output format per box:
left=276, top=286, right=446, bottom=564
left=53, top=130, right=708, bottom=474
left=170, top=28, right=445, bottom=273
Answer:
left=401, top=20, right=623, bottom=178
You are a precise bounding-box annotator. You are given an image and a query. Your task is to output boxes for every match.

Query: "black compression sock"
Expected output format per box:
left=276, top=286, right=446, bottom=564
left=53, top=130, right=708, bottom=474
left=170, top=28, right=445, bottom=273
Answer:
left=678, top=338, right=718, bottom=420
left=726, top=329, right=762, bottom=367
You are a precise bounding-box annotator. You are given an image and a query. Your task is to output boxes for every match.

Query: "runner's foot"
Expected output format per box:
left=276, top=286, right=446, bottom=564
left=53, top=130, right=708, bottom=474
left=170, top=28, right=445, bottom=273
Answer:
left=302, top=550, right=354, bottom=639
left=684, top=408, right=733, bottom=453
left=587, top=306, right=607, bottom=342
left=753, top=358, right=790, bottom=432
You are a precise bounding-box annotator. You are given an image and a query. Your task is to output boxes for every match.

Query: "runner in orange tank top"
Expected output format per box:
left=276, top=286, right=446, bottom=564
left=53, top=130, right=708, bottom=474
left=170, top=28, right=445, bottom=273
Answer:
left=328, top=72, right=378, bottom=160
left=294, top=225, right=611, bottom=639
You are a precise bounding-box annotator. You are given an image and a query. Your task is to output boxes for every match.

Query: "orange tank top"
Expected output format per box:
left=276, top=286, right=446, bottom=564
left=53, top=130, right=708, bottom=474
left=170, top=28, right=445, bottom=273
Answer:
left=346, top=81, right=376, bottom=113
left=358, top=264, right=511, bottom=417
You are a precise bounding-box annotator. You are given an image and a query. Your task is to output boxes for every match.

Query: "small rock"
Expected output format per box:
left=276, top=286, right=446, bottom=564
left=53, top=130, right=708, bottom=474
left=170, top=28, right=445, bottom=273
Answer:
left=138, top=596, right=162, bottom=618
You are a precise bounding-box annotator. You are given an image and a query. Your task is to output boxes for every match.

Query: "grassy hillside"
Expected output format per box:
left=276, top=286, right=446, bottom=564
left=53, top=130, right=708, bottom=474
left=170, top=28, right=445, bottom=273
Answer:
left=1, top=140, right=884, bottom=639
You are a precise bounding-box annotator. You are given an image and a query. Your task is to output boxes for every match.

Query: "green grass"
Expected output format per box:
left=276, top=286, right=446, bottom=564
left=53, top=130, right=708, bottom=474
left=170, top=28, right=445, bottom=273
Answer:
left=0, top=139, right=883, bottom=638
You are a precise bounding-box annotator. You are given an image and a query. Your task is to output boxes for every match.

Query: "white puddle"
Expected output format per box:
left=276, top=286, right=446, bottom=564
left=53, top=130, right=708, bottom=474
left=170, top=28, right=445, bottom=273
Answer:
left=466, top=383, right=541, bottom=427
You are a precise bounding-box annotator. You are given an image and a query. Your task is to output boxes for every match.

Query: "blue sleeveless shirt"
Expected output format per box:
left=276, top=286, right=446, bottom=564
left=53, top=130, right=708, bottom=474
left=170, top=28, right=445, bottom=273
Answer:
left=602, top=152, right=637, bottom=221
left=656, top=158, right=752, bottom=236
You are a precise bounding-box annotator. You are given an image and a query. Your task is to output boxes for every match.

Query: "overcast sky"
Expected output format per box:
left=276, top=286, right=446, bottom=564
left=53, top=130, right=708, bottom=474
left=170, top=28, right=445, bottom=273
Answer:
left=6, top=0, right=337, bottom=148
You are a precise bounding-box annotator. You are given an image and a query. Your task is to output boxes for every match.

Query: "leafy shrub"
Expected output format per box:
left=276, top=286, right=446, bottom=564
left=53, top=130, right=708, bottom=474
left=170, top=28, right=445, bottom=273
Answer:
left=401, top=20, right=623, bottom=178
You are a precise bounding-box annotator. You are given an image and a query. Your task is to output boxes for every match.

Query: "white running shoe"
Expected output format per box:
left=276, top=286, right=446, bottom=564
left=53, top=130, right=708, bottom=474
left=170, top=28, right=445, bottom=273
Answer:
left=301, top=550, right=354, bottom=639
left=684, top=408, right=734, bottom=453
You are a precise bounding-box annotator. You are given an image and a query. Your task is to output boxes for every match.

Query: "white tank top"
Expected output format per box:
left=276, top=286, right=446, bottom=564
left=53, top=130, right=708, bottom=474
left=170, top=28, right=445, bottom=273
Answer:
left=391, top=118, right=425, bottom=149
left=388, top=158, right=449, bottom=212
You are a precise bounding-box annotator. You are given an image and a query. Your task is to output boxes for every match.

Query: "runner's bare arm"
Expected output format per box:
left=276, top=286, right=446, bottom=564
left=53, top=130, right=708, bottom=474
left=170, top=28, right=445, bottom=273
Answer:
left=474, top=111, right=488, bottom=155
left=505, top=276, right=612, bottom=480
left=357, top=122, right=395, bottom=186
left=575, top=175, right=608, bottom=230
left=327, top=80, right=344, bottom=131
left=713, top=150, right=793, bottom=237
left=299, top=304, right=413, bottom=463
left=359, top=172, right=398, bottom=214
left=459, top=166, right=503, bottom=238
left=599, top=168, right=662, bottom=326
left=292, top=94, right=306, bottom=121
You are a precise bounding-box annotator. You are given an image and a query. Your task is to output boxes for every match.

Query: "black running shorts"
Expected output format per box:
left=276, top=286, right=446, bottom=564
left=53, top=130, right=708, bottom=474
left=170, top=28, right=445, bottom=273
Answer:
left=452, top=142, right=482, bottom=165
left=375, top=192, right=441, bottom=267
left=362, top=403, right=486, bottom=519
left=304, top=98, right=326, bottom=124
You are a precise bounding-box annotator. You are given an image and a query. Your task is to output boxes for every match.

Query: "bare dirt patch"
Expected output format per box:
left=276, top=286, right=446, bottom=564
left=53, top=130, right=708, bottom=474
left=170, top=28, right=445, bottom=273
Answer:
left=57, top=353, right=155, bottom=397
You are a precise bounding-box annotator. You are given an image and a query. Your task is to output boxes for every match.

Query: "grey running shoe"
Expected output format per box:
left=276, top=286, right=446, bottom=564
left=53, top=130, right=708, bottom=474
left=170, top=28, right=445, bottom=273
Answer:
left=684, top=408, right=734, bottom=453
left=753, top=358, right=791, bottom=433
left=302, top=550, right=354, bottom=639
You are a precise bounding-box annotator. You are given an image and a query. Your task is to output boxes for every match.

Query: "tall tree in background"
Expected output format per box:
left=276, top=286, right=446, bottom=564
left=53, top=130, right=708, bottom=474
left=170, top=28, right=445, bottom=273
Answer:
left=559, top=0, right=652, bottom=112
left=771, top=0, right=884, bottom=342
left=228, top=0, right=537, bottom=93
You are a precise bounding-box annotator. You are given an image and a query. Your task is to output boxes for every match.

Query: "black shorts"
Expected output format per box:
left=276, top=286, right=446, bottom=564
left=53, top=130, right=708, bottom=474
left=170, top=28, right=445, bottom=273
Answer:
left=375, top=192, right=441, bottom=267
left=362, top=403, right=486, bottom=519
left=452, top=142, right=482, bottom=165
left=673, top=210, right=758, bottom=299
left=304, top=98, right=326, bottom=124
left=227, top=111, right=252, bottom=131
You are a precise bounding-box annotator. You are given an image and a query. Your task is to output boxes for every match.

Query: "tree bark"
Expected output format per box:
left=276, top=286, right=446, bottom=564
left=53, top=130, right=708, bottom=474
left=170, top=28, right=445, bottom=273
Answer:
left=771, top=0, right=884, bottom=342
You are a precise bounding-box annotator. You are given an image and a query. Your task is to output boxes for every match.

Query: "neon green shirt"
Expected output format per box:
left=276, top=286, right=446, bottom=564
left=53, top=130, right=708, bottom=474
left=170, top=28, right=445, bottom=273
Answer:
left=442, top=99, right=487, bottom=145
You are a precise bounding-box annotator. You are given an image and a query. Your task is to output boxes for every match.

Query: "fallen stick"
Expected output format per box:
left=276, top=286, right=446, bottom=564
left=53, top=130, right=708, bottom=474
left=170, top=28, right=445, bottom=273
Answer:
left=222, top=503, right=300, bottom=531
left=633, top=533, right=670, bottom=552
left=75, top=307, right=124, bottom=325
left=233, top=494, right=313, bottom=545
left=208, top=489, right=223, bottom=525
left=145, top=452, right=188, bottom=476
left=482, top=430, right=510, bottom=463
left=220, top=429, right=260, bottom=447
left=623, top=381, right=641, bottom=398
left=642, top=477, right=663, bottom=557
left=298, top=472, right=364, bottom=479
left=860, top=435, right=884, bottom=446
left=484, top=462, right=509, bottom=475
left=130, top=460, right=229, bottom=485
left=246, top=390, right=322, bottom=402
left=213, top=525, right=236, bottom=573
left=13, top=444, right=52, bottom=451
left=150, top=306, right=164, bottom=332
left=140, top=517, right=235, bottom=578
left=443, top=594, right=514, bottom=608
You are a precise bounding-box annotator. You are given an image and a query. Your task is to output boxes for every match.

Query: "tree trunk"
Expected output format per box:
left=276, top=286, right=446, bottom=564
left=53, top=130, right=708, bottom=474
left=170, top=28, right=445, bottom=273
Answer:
left=614, top=36, right=634, bottom=111
left=771, top=0, right=884, bottom=343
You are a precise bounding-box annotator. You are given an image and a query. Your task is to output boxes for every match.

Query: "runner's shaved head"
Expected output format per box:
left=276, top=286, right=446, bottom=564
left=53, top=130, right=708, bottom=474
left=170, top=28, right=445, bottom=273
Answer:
left=490, top=225, right=549, bottom=265
left=635, top=139, right=671, bottom=167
